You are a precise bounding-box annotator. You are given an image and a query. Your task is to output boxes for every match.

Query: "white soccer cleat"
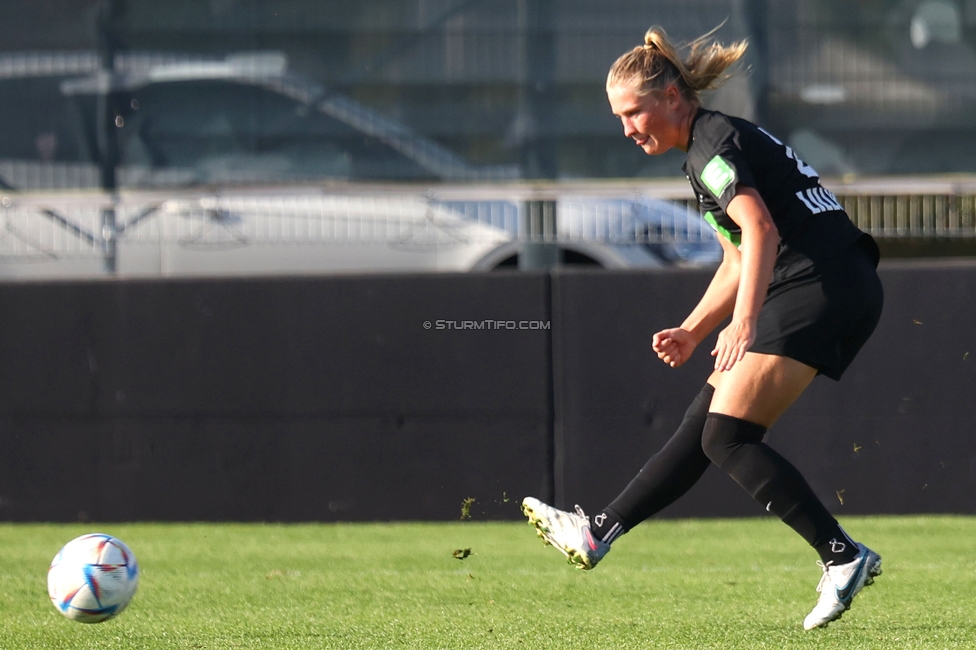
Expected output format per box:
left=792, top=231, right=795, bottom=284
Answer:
left=521, top=496, right=610, bottom=570
left=803, top=543, right=882, bottom=630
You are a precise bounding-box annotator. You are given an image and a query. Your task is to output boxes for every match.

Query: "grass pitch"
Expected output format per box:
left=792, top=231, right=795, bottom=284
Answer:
left=1, top=516, right=974, bottom=649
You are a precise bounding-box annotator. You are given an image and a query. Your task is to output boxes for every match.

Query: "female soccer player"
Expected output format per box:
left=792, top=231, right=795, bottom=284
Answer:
left=522, top=26, right=884, bottom=630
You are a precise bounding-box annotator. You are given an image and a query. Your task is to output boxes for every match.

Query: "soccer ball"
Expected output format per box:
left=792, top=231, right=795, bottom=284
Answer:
left=47, top=533, right=140, bottom=623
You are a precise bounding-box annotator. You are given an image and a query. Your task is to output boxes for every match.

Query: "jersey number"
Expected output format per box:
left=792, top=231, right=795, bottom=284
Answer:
left=758, top=127, right=818, bottom=179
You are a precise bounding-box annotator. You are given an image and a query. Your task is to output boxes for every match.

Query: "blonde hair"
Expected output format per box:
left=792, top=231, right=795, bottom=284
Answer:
left=607, top=25, right=748, bottom=101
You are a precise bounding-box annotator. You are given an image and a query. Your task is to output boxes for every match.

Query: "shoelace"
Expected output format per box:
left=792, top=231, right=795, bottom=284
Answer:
left=814, top=560, right=834, bottom=594
left=573, top=505, right=588, bottom=519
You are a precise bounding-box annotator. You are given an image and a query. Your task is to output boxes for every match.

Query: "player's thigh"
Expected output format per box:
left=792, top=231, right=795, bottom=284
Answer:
left=707, top=352, right=817, bottom=428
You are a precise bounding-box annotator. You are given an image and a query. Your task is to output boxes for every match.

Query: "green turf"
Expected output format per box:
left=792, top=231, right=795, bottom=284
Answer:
left=0, top=516, right=973, bottom=649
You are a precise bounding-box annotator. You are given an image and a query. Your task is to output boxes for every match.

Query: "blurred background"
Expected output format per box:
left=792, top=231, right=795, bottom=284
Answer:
left=1, top=0, right=975, bottom=278
left=2, top=1, right=975, bottom=523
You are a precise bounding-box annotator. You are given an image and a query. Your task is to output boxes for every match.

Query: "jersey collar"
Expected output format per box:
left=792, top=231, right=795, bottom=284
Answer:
left=685, top=106, right=705, bottom=152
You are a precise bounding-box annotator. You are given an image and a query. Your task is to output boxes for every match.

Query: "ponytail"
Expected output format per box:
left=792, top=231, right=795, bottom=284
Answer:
left=607, top=25, right=747, bottom=101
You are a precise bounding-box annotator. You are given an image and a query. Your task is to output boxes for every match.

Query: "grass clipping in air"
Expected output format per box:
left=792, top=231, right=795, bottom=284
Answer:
left=1, top=516, right=975, bottom=649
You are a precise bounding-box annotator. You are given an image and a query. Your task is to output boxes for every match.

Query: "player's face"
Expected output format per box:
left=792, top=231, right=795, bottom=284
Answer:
left=607, top=84, right=688, bottom=155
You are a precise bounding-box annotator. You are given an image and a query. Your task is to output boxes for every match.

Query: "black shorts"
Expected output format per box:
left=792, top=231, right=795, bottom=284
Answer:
left=751, top=236, right=883, bottom=381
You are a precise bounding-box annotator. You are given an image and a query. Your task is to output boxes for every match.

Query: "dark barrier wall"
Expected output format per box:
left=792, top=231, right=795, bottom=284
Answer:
left=552, top=261, right=976, bottom=519
left=1, top=262, right=974, bottom=522
left=0, top=274, right=553, bottom=522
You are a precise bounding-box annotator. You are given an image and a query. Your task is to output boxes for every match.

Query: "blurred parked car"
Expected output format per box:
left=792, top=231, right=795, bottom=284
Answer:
left=444, top=196, right=721, bottom=270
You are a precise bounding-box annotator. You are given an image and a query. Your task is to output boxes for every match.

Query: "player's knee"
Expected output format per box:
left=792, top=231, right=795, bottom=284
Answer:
left=701, top=413, right=767, bottom=467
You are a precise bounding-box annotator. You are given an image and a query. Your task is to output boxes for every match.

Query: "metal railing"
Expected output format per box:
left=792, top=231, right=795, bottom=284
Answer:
left=0, top=178, right=974, bottom=278
left=832, top=179, right=976, bottom=238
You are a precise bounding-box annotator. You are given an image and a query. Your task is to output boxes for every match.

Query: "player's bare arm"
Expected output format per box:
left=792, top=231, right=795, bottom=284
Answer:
left=651, top=231, right=740, bottom=368
left=711, top=186, right=778, bottom=371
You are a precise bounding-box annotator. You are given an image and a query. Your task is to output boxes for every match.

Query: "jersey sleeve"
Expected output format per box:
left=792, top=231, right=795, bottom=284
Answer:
left=696, top=127, right=757, bottom=210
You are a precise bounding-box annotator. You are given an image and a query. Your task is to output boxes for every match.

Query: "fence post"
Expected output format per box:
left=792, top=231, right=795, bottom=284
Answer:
left=519, top=199, right=560, bottom=269
left=96, top=0, right=120, bottom=273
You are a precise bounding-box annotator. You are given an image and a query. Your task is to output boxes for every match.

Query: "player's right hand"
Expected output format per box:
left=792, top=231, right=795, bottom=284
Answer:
left=652, top=327, right=697, bottom=368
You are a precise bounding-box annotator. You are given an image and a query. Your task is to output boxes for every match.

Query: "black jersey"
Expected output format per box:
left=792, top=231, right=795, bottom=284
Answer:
left=683, top=109, right=868, bottom=280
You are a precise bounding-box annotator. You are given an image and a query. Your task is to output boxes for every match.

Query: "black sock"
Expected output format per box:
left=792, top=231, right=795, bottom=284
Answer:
left=701, top=413, right=859, bottom=565
left=588, top=509, right=626, bottom=544
left=590, top=384, right=715, bottom=543
left=810, top=525, right=858, bottom=566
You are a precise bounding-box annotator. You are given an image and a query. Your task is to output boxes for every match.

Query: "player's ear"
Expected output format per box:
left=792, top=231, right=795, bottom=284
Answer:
left=664, top=84, right=682, bottom=106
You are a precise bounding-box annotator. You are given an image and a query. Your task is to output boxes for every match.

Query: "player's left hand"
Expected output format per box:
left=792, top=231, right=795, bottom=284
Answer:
left=711, top=318, right=755, bottom=371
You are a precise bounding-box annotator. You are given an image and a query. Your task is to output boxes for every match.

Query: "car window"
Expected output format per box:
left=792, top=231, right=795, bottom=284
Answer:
left=112, top=80, right=438, bottom=184
left=0, top=76, right=88, bottom=164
